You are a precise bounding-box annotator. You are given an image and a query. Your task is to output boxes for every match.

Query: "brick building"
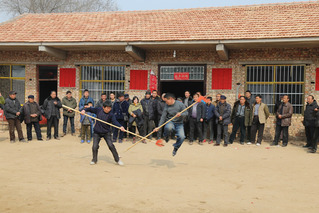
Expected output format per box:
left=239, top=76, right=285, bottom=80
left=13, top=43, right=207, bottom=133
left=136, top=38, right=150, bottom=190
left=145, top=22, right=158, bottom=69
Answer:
left=0, top=1, right=319, bottom=138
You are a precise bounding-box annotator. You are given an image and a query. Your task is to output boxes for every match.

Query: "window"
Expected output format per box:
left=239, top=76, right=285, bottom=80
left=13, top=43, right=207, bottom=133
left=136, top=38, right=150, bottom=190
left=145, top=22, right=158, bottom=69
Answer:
left=0, top=65, right=25, bottom=102
left=160, top=66, right=204, bottom=80
left=80, top=65, right=125, bottom=103
left=246, top=65, right=304, bottom=114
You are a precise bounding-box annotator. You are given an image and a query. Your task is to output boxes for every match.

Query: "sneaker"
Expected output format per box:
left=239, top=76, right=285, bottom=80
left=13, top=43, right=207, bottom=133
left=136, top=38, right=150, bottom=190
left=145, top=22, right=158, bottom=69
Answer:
left=90, top=161, right=96, bottom=165
left=247, top=142, right=252, bottom=145
left=117, top=160, right=124, bottom=166
left=256, top=143, right=261, bottom=146
left=87, top=140, right=91, bottom=143
left=209, top=140, right=214, bottom=144
left=119, top=139, right=123, bottom=143
left=189, top=141, right=193, bottom=145
left=81, top=140, right=85, bottom=143
left=172, top=149, right=177, bottom=156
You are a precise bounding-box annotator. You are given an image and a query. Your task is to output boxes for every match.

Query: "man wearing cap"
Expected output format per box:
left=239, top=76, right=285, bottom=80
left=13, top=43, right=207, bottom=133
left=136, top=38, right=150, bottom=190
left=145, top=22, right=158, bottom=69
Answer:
left=141, top=90, right=156, bottom=139
left=21, top=95, right=43, bottom=141
left=62, top=91, right=77, bottom=136
left=112, top=93, right=129, bottom=143
left=214, top=95, right=231, bottom=146
left=43, top=91, right=62, bottom=140
left=4, top=91, right=26, bottom=142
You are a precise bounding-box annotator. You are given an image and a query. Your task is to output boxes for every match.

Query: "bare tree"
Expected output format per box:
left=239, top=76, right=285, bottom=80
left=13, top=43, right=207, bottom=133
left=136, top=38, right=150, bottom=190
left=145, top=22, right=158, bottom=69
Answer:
left=0, top=0, right=119, bottom=16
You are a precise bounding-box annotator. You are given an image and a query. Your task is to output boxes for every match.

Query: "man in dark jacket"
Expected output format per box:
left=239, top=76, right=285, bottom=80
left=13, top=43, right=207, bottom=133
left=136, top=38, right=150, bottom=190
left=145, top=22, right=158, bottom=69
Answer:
left=189, top=93, right=205, bottom=145
left=271, top=95, right=293, bottom=147
left=245, top=90, right=254, bottom=143
left=229, top=96, right=251, bottom=145
left=203, top=97, right=215, bottom=144
left=156, top=93, right=166, bottom=139
left=21, top=95, right=42, bottom=141
left=81, top=100, right=125, bottom=165
left=151, top=90, right=161, bottom=137
left=112, top=93, right=129, bottom=143
left=4, top=91, right=25, bottom=143
left=96, top=92, right=107, bottom=108
left=303, top=95, right=318, bottom=148
left=61, top=91, right=77, bottom=136
left=43, top=91, right=62, bottom=140
left=183, top=91, right=192, bottom=139
left=141, top=90, right=156, bottom=139
left=214, top=95, right=231, bottom=146
left=309, top=104, right=319, bottom=153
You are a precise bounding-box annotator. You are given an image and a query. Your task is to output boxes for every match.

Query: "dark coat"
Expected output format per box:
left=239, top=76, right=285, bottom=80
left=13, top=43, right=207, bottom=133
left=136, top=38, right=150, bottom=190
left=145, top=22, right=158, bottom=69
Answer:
left=96, top=99, right=107, bottom=108
left=303, top=100, right=318, bottom=127
left=157, top=100, right=166, bottom=117
left=4, top=97, right=21, bottom=119
left=43, top=96, right=62, bottom=119
left=62, top=96, right=77, bottom=117
left=21, top=101, right=42, bottom=124
left=214, top=102, right=232, bottom=125
left=205, top=103, right=215, bottom=121
left=140, top=98, right=155, bottom=120
left=112, top=100, right=129, bottom=120
left=188, top=101, right=206, bottom=122
left=276, top=102, right=293, bottom=127
left=128, top=109, right=144, bottom=127
left=230, top=101, right=252, bottom=127
left=183, top=97, right=193, bottom=107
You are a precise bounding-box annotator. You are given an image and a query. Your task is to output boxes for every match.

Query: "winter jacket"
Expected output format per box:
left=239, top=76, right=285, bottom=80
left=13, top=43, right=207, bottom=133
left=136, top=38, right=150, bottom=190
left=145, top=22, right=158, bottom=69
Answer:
left=141, top=97, right=156, bottom=120
left=21, top=101, right=42, bottom=124
left=205, top=103, right=216, bottom=121
left=112, top=100, right=129, bottom=121
left=182, top=97, right=193, bottom=107
left=4, top=97, right=21, bottom=119
left=250, top=102, right=270, bottom=124
left=214, top=102, right=232, bottom=125
left=188, top=101, right=206, bottom=122
left=85, top=107, right=121, bottom=134
left=230, top=101, right=252, bottom=127
left=128, top=103, right=144, bottom=127
left=79, top=96, right=95, bottom=109
left=43, top=96, right=62, bottom=119
left=276, top=102, right=293, bottom=127
left=157, top=100, right=166, bottom=118
left=303, top=100, right=318, bottom=127
left=62, top=96, right=77, bottom=117
left=96, top=99, right=107, bottom=108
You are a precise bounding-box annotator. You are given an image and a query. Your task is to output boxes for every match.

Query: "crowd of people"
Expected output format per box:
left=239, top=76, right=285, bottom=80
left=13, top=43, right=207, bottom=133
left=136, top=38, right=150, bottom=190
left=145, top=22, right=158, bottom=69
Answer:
left=0, top=87, right=318, bottom=163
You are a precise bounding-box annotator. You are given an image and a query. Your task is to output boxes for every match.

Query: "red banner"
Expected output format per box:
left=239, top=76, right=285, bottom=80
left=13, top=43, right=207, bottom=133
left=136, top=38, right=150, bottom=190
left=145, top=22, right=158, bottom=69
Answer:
left=174, top=72, right=189, bottom=80
left=149, top=74, right=157, bottom=91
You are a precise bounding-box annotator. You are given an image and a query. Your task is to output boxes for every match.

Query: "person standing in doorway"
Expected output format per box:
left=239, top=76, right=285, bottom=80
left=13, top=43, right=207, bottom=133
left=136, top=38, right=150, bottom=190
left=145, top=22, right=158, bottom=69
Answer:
left=43, top=91, right=62, bottom=141
left=188, top=93, right=205, bottom=145
left=141, top=90, right=156, bottom=139
left=112, top=93, right=129, bottom=143
left=271, top=95, right=293, bottom=147
left=303, top=95, right=318, bottom=148
left=4, top=91, right=25, bottom=143
left=183, top=91, right=192, bottom=139
left=203, top=97, right=215, bottom=144
left=229, top=96, right=251, bottom=145
left=214, top=95, right=231, bottom=146
left=21, top=95, right=42, bottom=141
left=62, top=91, right=77, bottom=136
left=250, top=95, right=270, bottom=146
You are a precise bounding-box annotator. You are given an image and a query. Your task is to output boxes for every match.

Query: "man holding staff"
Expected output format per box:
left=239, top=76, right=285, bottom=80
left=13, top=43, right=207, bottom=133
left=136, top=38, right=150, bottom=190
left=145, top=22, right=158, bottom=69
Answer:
left=154, top=93, right=188, bottom=156
left=81, top=100, right=125, bottom=166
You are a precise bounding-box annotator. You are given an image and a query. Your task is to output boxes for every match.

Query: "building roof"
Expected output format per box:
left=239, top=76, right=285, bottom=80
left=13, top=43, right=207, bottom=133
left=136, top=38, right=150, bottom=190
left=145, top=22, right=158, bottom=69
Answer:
left=0, top=1, right=319, bottom=43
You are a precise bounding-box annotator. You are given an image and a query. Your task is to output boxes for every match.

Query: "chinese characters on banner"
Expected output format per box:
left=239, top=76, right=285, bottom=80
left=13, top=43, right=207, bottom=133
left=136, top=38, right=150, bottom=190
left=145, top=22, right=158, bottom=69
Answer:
left=174, top=72, right=190, bottom=80
left=149, top=72, right=157, bottom=91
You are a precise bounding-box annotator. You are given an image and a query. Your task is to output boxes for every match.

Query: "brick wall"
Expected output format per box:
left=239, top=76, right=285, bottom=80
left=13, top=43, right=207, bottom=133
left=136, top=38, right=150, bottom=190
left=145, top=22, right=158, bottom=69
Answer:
left=0, top=47, right=318, bottom=138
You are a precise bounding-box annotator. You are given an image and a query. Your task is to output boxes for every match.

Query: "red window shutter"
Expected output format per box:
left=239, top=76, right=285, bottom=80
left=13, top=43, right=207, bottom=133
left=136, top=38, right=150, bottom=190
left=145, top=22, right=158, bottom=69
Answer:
left=316, top=68, right=319, bottom=91
left=212, top=68, right=232, bottom=90
left=59, top=68, right=76, bottom=87
left=130, top=70, right=148, bottom=90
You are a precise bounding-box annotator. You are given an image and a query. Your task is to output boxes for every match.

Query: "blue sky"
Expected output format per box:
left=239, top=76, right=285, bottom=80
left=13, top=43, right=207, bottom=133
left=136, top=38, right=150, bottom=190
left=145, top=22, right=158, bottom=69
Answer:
left=0, top=0, right=310, bottom=23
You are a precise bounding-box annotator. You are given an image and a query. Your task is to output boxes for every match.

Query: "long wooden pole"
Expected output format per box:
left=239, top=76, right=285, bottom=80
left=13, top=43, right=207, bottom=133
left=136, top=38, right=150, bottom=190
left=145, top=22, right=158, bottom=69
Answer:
left=62, top=105, right=151, bottom=142
left=125, top=95, right=211, bottom=152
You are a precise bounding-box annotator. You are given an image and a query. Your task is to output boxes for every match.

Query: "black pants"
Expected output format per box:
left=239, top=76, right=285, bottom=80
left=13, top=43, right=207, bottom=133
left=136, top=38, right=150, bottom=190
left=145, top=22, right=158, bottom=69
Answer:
left=47, top=116, right=59, bottom=139
left=113, top=120, right=126, bottom=140
left=246, top=126, right=252, bottom=142
left=229, top=116, right=245, bottom=143
left=310, top=127, right=319, bottom=151
left=143, top=116, right=155, bottom=139
left=305, top=126, right=316, bottom=147
left=63, top=115, right=75, bottom=134
left=26, top=122, right=42, bottom=140
left=203, top=119, right=214, bottom=140
left=184, top=119, right=190, bottom=139
left=92, top=132, right=119, bottom=163
left=251, top=116, right=265, bottom=144
left=216, top=124, right=229, bottom=144
left=189, top=117, right=203, bottom=141
left=274, top=125, right=289, bottom=145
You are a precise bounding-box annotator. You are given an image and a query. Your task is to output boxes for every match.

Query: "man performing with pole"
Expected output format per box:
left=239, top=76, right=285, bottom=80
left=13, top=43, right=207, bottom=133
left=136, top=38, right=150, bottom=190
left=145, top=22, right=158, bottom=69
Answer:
left=154, top=93, right=188, bottom=156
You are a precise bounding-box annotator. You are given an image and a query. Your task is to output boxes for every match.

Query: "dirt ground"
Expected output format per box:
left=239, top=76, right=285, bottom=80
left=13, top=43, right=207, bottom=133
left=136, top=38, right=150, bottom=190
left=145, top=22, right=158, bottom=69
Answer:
left=0, top=130, right=319, bottom=213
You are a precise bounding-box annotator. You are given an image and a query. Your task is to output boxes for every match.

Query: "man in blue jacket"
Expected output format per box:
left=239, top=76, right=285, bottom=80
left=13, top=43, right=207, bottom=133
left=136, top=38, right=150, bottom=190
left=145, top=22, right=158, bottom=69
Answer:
left=204, top=97, right=215, bottom=144
left=214, top=95, right=231, bottom=146
left=81, top=100, right=125, bottom=165
left=112, top=93, right=129, bottom=143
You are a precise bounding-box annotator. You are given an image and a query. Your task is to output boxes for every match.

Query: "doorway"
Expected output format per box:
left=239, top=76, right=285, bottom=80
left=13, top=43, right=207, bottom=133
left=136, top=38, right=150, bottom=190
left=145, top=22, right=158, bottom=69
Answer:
left=38, top=65, right=58, bottom=105
left=160, top=81, right=204, bottom=98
